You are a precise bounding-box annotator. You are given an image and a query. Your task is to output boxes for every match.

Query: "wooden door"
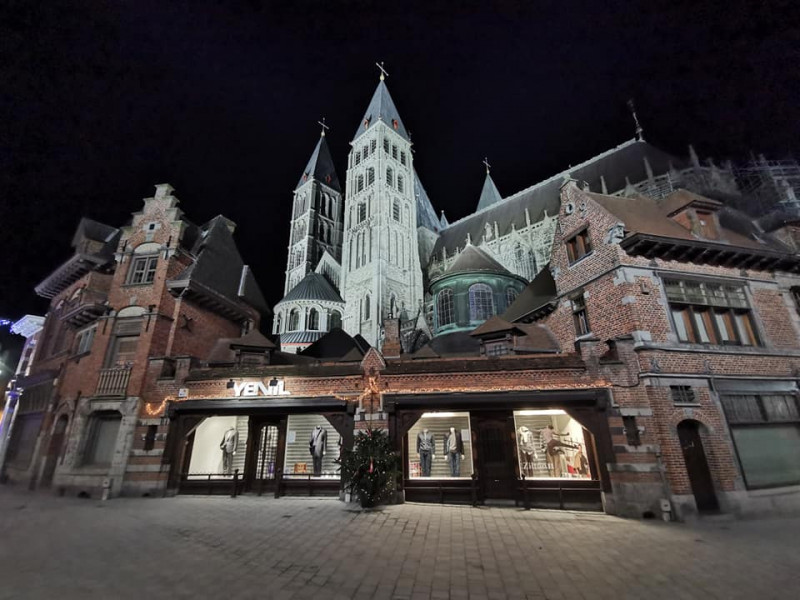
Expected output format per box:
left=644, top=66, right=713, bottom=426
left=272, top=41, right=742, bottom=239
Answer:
left=475, top=413, right=516, bottom=499
left=40, top=415, right=68, bottom=488
left=677, top=420, right=719, bottom=512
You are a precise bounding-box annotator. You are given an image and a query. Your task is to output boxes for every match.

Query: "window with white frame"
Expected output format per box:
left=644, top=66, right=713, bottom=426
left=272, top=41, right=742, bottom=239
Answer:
left=127, top=255, right=158, bottom=285
left=468, top=284, right=494, bottom=322
left=75, top=326, right=96, bottom=355
left=436, top=289, right=455, bottom=328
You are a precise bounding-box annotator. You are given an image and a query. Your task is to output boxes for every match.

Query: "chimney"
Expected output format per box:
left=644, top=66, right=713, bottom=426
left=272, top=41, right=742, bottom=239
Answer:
left=381, top=317, right=402, bottom=359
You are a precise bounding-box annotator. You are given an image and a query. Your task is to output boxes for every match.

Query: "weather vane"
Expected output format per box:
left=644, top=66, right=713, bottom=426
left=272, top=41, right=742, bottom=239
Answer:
left=318, top=117, right=329, bottom=137
left=483, top=157, right=491, bottom=174
left=376, top=61, right=389, bottom=81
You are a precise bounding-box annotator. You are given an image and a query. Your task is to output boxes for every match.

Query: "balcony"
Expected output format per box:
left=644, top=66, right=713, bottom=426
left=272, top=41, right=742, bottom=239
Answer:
left=96, top=366, right=132, bottom=397
left=61, top=273, right=113, bottom=327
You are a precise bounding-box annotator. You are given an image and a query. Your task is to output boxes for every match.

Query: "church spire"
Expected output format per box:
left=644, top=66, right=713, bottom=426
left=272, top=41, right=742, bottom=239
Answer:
left=476, top=161, right=503, bottom=211
left=297, top=131, right=340, bottom=192
left=354, top=75, right=408, bottom=141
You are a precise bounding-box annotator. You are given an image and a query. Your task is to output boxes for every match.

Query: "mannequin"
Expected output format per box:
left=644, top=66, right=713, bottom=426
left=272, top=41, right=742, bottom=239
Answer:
left=443, top=427, right=465, bottom=477
left=309, top=425, right=327, bottom=476
left=416, top=429, right=436, bottom=477
left=517, top=426, right=536, bottom=477
left=219, top=426, right=238, bottom=474
left=540, top=424, right=577, bottom=477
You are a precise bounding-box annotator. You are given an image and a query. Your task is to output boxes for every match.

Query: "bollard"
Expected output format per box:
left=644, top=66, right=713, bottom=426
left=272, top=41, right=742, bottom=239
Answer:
left=231, top=469, right=239, bottom=498
left=101, top=477, right=113, bottom=501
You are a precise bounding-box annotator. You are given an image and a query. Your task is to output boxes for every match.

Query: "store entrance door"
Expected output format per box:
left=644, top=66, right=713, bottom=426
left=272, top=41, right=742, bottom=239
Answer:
left=474, top=413, right=516, bottom=500
left=245, top=418, right=285, bottom=493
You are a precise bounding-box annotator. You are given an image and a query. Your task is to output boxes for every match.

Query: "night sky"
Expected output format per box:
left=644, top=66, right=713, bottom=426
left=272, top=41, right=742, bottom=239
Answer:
left=1, top=0, right=798, bottom=359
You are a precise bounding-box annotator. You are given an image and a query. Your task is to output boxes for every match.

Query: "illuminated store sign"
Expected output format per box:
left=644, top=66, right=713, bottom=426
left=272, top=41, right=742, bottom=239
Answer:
left=232, top=379, right=291, bottom=397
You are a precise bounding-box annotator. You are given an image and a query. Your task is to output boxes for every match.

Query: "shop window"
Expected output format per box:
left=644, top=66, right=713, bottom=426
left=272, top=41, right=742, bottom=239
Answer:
left=127, top=256, right=158, bottom=285
left=186, top=416, right=249, bottom=478
left=468, top=283, right=494, bottom=322
left=407, top=412, right=473, bottom=479
left=83, top=411, right=122, bottom=466
left=392, top=200, right=401, bottom=221
left=671, top=385, right=697, bottom=405
left=283, top=415, right=340, bottom=479
left=572, top=293, right=590, bottom=337
left=74, top=326, right=96, bottom=355
left=308, top=308, right=320, bottom=331
left=665, top=279, right=758, bottom=346
left=288, top=309, right=300, bottom=331
left=436, top=289, right=455, bottom=328
left=720, top=393, right=800, bottom=488
left=565, top=228, right=592, bottom=264
left=329, top=310, right=342, bottom=330
left=514, top=410, right=590, bottom=479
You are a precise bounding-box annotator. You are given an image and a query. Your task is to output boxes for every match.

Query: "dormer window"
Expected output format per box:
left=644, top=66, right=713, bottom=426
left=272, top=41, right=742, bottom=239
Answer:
left=695, top=210, right=718, bottom=240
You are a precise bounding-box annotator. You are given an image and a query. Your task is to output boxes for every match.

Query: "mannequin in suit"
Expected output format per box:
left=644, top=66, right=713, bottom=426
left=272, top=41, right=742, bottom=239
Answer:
left=443, top=427, right=465, bottom=477
left=219, top=427, right=238, bottom=474
left=416, top=429, right=436, bottom=477
left=309, top=425, right=327, bottom=476
left=517, top=426, right=536, bottom=477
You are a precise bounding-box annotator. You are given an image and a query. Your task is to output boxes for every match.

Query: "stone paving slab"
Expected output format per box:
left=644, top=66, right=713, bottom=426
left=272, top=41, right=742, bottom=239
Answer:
left=0, top=488, right=799, bottom=599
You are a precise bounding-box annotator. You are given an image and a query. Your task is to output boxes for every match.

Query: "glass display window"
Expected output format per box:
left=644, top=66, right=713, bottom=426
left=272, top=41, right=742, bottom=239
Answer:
left=407, top=412, right=474, bottom=479
left=513, top=410, right=590, bottom=479
left=283, top=414, right=341, bottom=479
left=187, top=415, right=249, bottom=479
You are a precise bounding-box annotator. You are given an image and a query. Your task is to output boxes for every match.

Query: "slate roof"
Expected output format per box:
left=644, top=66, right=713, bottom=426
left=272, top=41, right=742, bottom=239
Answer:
left=414, top=170, right=440, bottom=232
left=278, top=331, right=327, bottom=345
left=416, top=330, right=482, bottom=357
left=469, top=317, right=560, bottom=353
left=503, top=266, right=558, bottom=323
left=207, top=330, right=275, bottom=364
left=440, top=244, right=512, bottom=279
left=432, top=140, right=682, bottom=257
left=297, top=134, right=341, bottom=192
left=476, top=173, right=503, bottom=211
left=277, top=272, right=344, bottom=305
left=354, top=80, right=409, bottom=141
left=299, top=327, right=371, bottom=361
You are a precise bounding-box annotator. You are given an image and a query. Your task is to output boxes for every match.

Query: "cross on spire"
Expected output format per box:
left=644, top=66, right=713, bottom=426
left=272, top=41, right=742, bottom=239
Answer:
left=376, top=61, right=389, bottom=81
left=483, top=157, right=491, bottom=174
left=627, top=99, right=644, bottom=141
left=318, top=117, right=329, bottom=137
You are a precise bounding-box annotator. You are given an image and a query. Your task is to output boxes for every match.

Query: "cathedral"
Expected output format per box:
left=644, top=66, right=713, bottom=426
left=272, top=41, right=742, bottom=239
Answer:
left=273, top=73, right=731, bottom=354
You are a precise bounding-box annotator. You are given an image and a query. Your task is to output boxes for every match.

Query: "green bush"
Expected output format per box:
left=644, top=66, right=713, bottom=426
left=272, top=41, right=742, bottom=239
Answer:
left=340, top=428, right=399, bottom=508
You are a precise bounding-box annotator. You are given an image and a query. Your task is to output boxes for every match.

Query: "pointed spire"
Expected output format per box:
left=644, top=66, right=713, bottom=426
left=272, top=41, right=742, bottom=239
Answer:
left=689, top=144, right=700, bottom=168
left=477, top=168, right=503, bottom=211
left=439, top=210, right=449, bottom=228
left=354, top=75, right=408, bottom=141
left=297, top=133, right=341, bottom=192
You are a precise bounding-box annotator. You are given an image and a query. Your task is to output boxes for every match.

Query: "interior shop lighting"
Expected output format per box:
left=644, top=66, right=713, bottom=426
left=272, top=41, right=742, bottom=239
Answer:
left=515, top=409, right=567, bottom=416
left=420, top=412, right=461, bottom=418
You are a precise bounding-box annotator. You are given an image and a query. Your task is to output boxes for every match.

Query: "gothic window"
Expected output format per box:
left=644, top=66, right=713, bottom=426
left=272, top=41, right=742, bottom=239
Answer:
left=397, top=175, right=404, bottom=193
left=330, top=310, right=342, bottom=330
left=370, top=139, right=376, bottom=153
left=367, top=167, right=375, bottom=186
left=383, top=138, right=389, bottom=153
left=437, top=289, right=455, bottom=328
left=363, top=145, right=368, bottom=158
left=400, top=151, right=407, bottom=166
left=308, top=308, right=320, bottom=331
left=288, top=309, right=300, bottom=331
left=275, top=313, right=282, bottom=334
left=361, top=231, right=367, bottom=265
left=468, top=283, right=495, bottom=322
left=364, top=295, right=371, bottom=320
left=393, top=200, right=401, bottom=222
left=392, top=145, right=398, bottom=160
left=386, top=167, right=394, bottom=187
left=357, top=174, right=364, bottom=192
left=505, top=287, right=518, bottom=308
left=358, top=203, right=367, bottom=223
left=355, top=151, right=361, bottom=165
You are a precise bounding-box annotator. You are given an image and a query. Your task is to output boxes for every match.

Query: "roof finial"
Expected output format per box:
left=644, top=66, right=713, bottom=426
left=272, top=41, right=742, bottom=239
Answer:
left=483, top=157, right=491, bottom=174
left=317, top=117, right=329, bottom=137
left=627, top=98, right=644, bottom=141
left=376, top=61, right=389, bottom=81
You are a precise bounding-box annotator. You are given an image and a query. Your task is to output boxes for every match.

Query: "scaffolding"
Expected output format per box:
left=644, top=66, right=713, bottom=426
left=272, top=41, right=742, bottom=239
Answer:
left=734, top=156, right=800, bottom=213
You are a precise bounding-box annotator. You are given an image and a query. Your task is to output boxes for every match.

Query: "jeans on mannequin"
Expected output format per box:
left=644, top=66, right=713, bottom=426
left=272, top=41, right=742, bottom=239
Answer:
left=447, top=451, right=461, bottom=477
left=312, top=454, right=323, bottom=476
left=419, top=450, right=433, bottom=477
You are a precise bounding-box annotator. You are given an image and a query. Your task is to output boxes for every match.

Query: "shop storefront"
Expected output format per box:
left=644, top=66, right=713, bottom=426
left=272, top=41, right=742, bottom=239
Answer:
left=386, top=389, right=613, bottom=510
left=165, top=396, right=355, bottom=497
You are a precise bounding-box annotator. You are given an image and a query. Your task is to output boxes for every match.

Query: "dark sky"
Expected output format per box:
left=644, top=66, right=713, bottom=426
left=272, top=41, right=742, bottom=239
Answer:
left=1, top=0, right=798, bottom=356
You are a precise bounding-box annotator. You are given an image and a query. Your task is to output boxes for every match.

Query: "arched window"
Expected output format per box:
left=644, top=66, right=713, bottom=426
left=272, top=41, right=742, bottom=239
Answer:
left=397, top=175, right=404, bottom=193
left=437, top=289, right=455, bottom=328
left=386, top=167, right=394, bottom=187
left=363, top=295, right=371, bottom=320
left=330, top=310, right=342, bottom=330
left=367, top=167, right=375, bottom=186
left=469, top=284, right=495, bottom=321
left=393, top=200, right=401, bottom=221
left=288, top=309, right=300, bottom=331
left=308, top=308, right=319, bottom=331
left=506, top=287, right=518, bottom=308
left=275, top=312, right=282, bottom=334
left=370, top=140, right=376, bottom=153
left=357, top=174, right=364, bottom=192
left=355, top=151, right=361, bottom=165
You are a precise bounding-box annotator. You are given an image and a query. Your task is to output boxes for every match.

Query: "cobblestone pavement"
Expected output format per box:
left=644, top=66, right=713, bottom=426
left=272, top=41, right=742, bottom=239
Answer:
left=1, top=489, right=799, bottom=600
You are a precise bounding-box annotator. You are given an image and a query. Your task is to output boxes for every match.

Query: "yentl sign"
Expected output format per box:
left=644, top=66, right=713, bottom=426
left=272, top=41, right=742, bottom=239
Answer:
left=233, top=379, right=291, bottom=397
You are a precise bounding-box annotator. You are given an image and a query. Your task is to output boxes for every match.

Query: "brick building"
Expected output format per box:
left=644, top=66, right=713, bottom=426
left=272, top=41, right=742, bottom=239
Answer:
left=1, top=185, right=268, bottom=497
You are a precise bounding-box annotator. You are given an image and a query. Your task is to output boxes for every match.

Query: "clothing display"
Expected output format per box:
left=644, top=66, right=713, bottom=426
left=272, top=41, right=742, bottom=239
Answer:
left=443, top=428, right=464, bottom=477
left=417, top=430, right=436, bottom=477
left=517, top=426, right=537, bottom=477
left=309, top=425, right=327, bottom=476
left=219, top=427, right=238, bottom=474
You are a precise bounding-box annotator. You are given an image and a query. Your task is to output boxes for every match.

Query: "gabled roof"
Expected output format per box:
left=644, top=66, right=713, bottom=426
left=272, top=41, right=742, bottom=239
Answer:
left=299, top=327, right=371, bottom=361
left=432, top=140, right=681, bottom=257
left=277, top=272, right=344, bottom=305
left=503, top=266, right=558, bottom=323
left=414, top=170, right=440, bottom=232
left=476, top=173, right=503, bottom=211
left=354, top=80, right=409, bottom=141
left=297, top=134, right=340, bottom=192
left=206, top=329, right=275, bottom=364
left=442, top=244, right=512, bottom=278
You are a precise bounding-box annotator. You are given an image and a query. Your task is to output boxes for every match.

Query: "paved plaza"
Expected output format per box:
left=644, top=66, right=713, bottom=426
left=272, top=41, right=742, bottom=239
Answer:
left=0, top=488, right=798, bottom=599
